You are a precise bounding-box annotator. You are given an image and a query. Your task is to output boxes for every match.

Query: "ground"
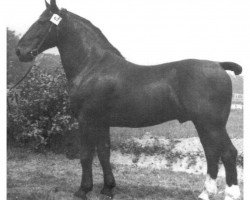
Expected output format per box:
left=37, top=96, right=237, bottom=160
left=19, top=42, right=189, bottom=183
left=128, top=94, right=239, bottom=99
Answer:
left=7, top=148, right=243, bottom=200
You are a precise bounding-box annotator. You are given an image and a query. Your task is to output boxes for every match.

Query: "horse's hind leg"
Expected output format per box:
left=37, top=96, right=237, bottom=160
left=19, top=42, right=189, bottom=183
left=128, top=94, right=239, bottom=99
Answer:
left=96, top=127, right=116, bottom=198
left=194, top=121, right=240, bottom=200
left=221, top=132, right=240, bottom=200
left=194, top=122, right=221, bottom=200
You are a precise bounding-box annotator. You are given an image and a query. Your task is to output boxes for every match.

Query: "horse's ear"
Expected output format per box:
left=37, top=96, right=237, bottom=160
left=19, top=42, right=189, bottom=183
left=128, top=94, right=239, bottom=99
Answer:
left=45, top=0, right=50, bottom=9
left=50, top=0, right=59, bottom=12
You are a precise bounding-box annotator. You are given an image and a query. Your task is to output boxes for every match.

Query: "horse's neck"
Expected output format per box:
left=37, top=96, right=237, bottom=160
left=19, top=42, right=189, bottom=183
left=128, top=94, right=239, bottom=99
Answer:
left=57, top=22, right=91, bottom=81
left=67, top=10, right=123, bottom=58
left=56, top=10, right=123, bottom=82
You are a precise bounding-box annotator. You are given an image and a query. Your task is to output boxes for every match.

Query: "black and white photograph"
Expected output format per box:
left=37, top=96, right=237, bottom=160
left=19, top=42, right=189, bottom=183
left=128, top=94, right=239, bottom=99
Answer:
left=4, top=0, right=249, bottom=199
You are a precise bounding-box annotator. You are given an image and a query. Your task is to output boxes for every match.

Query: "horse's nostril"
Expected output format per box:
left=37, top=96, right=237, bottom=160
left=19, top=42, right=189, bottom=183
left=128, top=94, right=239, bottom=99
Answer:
left=16, top=48, right=21, bottom=56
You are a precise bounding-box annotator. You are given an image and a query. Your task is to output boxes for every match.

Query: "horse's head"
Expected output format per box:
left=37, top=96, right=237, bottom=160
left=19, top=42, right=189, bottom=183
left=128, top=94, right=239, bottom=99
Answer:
left=16, top=0, right=62, bottom=62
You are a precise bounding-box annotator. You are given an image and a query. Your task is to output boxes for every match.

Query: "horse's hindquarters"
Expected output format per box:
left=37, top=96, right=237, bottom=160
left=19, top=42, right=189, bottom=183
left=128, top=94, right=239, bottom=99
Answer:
left=177, top=61, right=232, bottom=125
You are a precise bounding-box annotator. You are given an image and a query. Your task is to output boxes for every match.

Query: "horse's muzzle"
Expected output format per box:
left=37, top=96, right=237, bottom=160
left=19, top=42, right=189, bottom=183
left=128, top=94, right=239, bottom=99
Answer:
left=15, top=47, right=36, bottom=62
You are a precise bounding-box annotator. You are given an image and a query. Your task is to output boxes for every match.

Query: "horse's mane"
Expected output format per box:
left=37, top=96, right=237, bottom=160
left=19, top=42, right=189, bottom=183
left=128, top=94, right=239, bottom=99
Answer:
left=61, top=9, right=124, bottom=58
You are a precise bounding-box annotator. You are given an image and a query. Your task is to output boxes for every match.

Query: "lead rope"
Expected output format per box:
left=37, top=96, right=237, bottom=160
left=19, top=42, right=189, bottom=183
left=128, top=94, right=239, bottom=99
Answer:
left=8, top=22, right=54, bottom=93
left=7, top=63, right=35, bottom=111
left=7, top=23, right=51, bottom=110
left=8, top=63, right=35, bottom=92
left=7, top=14, right=61, bottom=109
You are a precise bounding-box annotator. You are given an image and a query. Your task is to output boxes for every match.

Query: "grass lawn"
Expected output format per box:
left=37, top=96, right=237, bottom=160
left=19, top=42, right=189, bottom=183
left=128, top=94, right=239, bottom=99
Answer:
left=110, top=110, right=243, bottom=144
left=7, top=148, right=243, bottom=200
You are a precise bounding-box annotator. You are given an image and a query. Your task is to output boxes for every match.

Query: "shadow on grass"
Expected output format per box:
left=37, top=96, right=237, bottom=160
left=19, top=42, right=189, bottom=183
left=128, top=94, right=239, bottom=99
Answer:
left=7, top=173, right=73, bottom=200
left=86, top=183, right=200, bottom=200
left=8, top=176, right=200, bottom=200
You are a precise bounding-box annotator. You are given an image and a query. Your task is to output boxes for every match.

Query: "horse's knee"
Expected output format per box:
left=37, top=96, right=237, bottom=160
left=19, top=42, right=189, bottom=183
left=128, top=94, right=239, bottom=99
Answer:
left=80, top=151, right=91, bottom=161
left=80, top=144, right=95, bottom=160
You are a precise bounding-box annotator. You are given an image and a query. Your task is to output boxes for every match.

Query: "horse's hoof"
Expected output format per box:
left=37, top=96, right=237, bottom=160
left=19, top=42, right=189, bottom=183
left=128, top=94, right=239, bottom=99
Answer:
left=100, top=188, right=113, bottom=199
left=74, top=189, right=87, bottom=200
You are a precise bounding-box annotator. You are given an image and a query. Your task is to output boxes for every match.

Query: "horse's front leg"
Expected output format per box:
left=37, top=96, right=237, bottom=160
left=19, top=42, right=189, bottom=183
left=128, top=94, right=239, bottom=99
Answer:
left=96, top=126, right=116, bottom=198
left=74, top=122, right=96, bottom=200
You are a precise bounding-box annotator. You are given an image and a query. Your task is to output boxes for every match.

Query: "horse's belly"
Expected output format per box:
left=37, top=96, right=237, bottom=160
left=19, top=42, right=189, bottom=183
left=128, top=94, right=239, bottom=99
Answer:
left=108, top=93, right=179, bottom=127
left=109, top=113, right=176, bottom=128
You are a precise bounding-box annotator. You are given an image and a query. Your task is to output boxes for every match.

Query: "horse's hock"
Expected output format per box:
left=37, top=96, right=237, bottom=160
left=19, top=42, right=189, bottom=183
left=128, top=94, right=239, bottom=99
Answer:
left=111, top=133, right=243, bottom=180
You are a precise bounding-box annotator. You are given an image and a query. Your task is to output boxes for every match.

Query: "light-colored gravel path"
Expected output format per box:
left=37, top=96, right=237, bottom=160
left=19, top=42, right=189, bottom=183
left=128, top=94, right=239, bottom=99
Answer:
left=133, top=133, right=243, bottom=155
left=111, top=134, right=243, bottom=180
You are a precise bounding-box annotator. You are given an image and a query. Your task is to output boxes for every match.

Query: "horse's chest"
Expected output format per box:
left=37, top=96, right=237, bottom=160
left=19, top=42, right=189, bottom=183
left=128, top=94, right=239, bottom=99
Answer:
left=69, top=78, right=115, bottom=117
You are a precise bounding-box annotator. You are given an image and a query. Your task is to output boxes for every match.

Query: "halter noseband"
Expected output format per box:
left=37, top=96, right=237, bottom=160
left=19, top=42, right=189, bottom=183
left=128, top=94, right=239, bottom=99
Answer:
left=30, top=13, right=62, bottom=57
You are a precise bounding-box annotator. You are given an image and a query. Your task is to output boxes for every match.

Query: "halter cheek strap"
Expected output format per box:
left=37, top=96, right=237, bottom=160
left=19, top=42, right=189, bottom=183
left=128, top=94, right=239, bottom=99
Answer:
left=30, top=13, right=62, bottom=57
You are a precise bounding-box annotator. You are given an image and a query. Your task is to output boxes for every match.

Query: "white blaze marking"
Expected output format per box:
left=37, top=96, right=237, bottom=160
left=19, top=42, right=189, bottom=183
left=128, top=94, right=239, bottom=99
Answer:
left=225, top=185, right=241, bottom=200
left=50, top=14, right=62, bottom=25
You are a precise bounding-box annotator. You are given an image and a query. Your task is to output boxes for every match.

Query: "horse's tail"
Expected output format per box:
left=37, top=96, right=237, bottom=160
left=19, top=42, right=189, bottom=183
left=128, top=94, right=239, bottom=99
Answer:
left=220, top=62, right=242, bottom=75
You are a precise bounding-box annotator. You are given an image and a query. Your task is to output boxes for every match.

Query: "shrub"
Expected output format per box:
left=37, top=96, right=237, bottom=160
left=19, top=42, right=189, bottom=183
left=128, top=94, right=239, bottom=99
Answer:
left=7, top=64, right=78, bottom=151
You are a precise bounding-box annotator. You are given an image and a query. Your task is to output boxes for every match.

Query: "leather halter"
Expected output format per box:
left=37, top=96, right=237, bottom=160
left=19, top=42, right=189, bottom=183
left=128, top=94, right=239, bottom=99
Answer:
left=30, top=23, right=54, bottom=57
left=9, top=14, right=62, bottom=91
left=30, top=13, right=62, bottom=57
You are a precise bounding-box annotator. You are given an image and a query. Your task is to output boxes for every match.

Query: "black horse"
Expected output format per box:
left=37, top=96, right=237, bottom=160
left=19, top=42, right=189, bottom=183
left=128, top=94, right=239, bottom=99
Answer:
left=16, top=1, right=242, bottom=200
